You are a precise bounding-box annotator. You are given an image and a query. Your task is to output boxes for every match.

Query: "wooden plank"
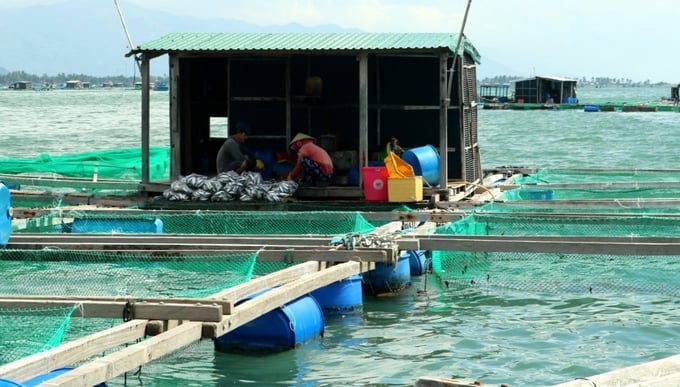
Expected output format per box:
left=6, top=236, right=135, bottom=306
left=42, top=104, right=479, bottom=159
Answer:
left=2, top=243, right=391, bottom=262
left=551, top=353, right=680, bottom=386
left=256, top=249, right=388, bottom=262
left=0, top=299, right=223, bottom=322
left=205, top=261, right=360, bottom=338
left=11, top=208, right=465, bottom=223
left=0, top=295, right=231, bottom=313
left=0, top=319, right=147, bottom=382
left=474, top=210, right=680, bottom=218
left=9, top=233, right=336, bottom=245
left=499, top=181, right=680, bottom=191
left=414, top=234, right=680, bottom=256
left=207, top=260, right=319, bottom=304
left=395, top=222, right=437, bottom=250
left=6, top=241, right=331, bottom=251
left=397, top=239, right=421, bottom=251
left=361, top=211, right=464, bottom=223
left=487, top=198, right=680, bottom=209
left=14, top=231, right=680, bottom=256
left=41, top=321, right=204, bottom=387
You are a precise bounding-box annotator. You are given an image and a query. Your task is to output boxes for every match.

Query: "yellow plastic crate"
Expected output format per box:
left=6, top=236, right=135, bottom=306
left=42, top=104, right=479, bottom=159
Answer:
left=388, top=176, right=423, bottom=202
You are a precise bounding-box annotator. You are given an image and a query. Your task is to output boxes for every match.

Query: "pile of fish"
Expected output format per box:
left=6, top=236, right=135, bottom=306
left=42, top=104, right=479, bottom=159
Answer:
left=162, top=171, right=298, bottom=202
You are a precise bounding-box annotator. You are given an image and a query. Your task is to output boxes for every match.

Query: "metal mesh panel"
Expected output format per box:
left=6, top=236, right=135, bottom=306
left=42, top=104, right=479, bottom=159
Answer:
left=460, top=54, right=481, bottom=184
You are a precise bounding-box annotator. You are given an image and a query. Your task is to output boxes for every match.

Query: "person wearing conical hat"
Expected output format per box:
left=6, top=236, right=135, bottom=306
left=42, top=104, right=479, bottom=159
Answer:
left=287, top=132, right=333, bottom=186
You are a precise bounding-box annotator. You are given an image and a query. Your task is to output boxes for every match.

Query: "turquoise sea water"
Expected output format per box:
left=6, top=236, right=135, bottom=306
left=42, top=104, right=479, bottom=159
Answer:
left=478, top=87, right=680, bottom=170
left=1, top=86, right=679, bottom=386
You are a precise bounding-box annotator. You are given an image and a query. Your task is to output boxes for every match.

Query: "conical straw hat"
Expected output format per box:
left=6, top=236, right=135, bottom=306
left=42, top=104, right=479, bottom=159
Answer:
left=289, top=133, right=316, bottom=146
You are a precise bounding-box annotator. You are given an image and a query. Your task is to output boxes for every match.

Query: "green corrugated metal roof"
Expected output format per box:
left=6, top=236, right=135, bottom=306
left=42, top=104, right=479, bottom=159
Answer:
left=130, top=32, right=481, bottom=63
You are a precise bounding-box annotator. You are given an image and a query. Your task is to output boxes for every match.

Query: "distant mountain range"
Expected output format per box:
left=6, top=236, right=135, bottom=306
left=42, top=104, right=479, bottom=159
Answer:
left=0, top=0, right=509, bottom=79
left=0, top=0, right=362, bottom=77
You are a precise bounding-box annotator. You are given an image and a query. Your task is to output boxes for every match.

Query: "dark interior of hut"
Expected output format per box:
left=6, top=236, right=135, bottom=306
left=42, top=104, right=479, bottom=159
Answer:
left=177, top=53, right=465, bottom=185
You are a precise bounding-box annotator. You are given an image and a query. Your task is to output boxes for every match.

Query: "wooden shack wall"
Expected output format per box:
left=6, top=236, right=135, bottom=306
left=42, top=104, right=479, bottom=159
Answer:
left=173, top=51, right=476, bottom=182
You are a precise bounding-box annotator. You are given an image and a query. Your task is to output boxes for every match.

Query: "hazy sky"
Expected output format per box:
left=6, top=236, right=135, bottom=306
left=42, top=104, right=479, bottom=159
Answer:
left=2, top=0, right=678, bottom=82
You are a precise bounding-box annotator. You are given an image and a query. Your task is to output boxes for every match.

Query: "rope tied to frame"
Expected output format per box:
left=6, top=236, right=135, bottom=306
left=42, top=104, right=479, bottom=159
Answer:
left=123, top=300, right=134, bottom=322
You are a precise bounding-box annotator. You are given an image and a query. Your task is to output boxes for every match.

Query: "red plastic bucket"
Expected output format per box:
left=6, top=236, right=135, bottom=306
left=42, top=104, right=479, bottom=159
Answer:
left=361, top=167, right=388, bottom=201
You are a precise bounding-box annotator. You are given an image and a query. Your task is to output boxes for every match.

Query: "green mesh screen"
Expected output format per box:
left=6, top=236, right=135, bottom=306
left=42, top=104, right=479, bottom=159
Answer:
left=0, top=147, right=170, bottom=181
left=431, top=214, right=680, bottom=295
left=0, top=248, right=259, bottom=365
left=432, top=250, right=680, bottom=295
left=3, top=209, right=378, bottom=364
left=0, top=305, right=77, bottom=365
left=476, top=201, right=680, bottom=215
left=443, top=213, right=680, bottom=238
left=499, top=186, right=680, bottom=201
left=0, top=249, right=256, bottom=298
left=502, top=169, right=680, bottom=200
left=0, top=147, right=170, bottom=204
left=13, top=210, right=378, bottom=235
left=512, top=168, right=680, bottom=185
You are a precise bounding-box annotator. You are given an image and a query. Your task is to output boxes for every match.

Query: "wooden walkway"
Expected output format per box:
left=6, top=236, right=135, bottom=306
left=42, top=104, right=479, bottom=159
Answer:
left=0, top=222, right=409, bottom=385
left=0, top=260, right=366, bottom=385
left=3, top=218, right=680, bottom=385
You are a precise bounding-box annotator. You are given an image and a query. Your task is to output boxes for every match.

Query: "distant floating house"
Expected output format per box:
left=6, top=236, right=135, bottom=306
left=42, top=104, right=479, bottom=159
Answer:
left=478, top=83, right=511, bottom=103
left=11, top=81, right=32, bottom=90
left=65, top=80, right=82, bottom=89
left=513, top=75, right=578, bottom=104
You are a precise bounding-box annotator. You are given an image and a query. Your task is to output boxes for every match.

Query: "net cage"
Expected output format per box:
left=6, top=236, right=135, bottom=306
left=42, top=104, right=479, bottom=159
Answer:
left=2, top=210, right=381, bottom=365
left=431, top=213, right=680, bottom=296
left=13, top=209, right=379, bottom=235
left=499, top=186, right=680, bottom=201
left=0, top=147, right=170, bottom=205
left=0, top=147, right=170, bottom=182
left=476, top=200, right=680, bottom=215
left=497, top=168, right=680, bottom=201
left=511, top=168, right=680, bottom=185
left=0, top=249, right=257, bottom=365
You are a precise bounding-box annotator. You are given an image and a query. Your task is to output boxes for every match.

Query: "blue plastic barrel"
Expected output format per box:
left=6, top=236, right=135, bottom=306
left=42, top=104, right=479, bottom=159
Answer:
left=0, top=368, right=108, bottom=387
left=401, top=145, right=440, bottom=186
left=214, top=290, right=325, bottom=353
left=362, top=252, right=411, bottom=295
left=584, top=104, right=600, bottom=112
left=0, top=378, right=23, bottom=387
left=23, top=368, right=74, bottom=387
left=272, top=161, right=294, bottom=179
left=406, top=250, right=429, bottom=276
left=311, top=274, right=363, bottom=315
left=0, top=182, right=10, bottom=248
